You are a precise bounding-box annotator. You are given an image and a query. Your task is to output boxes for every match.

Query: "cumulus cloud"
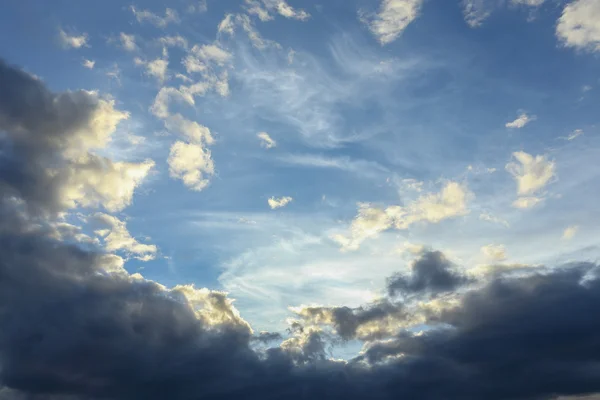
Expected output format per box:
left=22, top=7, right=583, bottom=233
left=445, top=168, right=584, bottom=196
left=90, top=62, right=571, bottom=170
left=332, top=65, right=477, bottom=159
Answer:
left=119, top=32, right=137, bottom=51
left=257, top=131, right=276, bottom=148
left=159, top=35, right=189, bottom=49
left=0, top=59, right=154, bottom=215
left=168, top=141, right=215, bottom=191
left=481, top=244, right=507, bottom=261
left=165, top=114, right=214, bottom=145
left=563, top=225, right=579, bottom=240
left=92, top=213, right=158, bottom=261
left=556, top=0, right=600, bottom=52
left=58, top=28, right=88, bottom=49
left=218, top=14, right=235, bottom=35
left=82, top=59, right=95, bottom=69
left=268, top=196, right=293, bottom=209
left=506, top=151, right=555, bottom=208
left=135, top=57, right=169, bottom=82
left=333, top=182, right=470, bottom=250
left=361, top=0, right=423, bottom=45
left=183, top=44, right=232, bottom=74
left=130, top=6, right=180, bottom=28
left=506, top=112, right=536, bottom=128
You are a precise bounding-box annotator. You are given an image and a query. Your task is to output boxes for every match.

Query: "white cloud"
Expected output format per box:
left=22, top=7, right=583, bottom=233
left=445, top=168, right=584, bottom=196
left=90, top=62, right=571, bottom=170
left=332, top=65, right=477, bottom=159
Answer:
left=278, top=154, right=389, bottom=179
left=159, top=35, right=189, bottom=49
left=150, top=86, right=195, bottom=118
left=92, top=213, right=158, bottom=261
left=564, top=129, right=584, bottom=141
left=119, top=33, right=137, bottom=52
left=511, top=0, right=545, bottom=6
left=246, top=0, right=310, bottom=21
left=218, top=14, right=235, bottom=36
left=333, top=181, right=471, bottom=251
left=512, top=196, right=543, bottom=209
left=187, top=0, right=208, bottom=13
left=82, top=59, right=95, bottom=69
left=165, top=114, right=214, bottom=145
left=268, top=196, right=293, bottom=209
left=257, top=132, right=276, bottom=149
left=562, top=225, right=579, bottom=240
left=361, top=0, right=423, bottom=45
left=137, top=58, right=169, bottom=82
left=479, top=213, right=510, bottom=227
left=462, top=0, right=493, bottom=28
left=131, top=6, right=180, bottom=28
left=506, top=151, right=555, bottom=196
left=184, top=44, right=232, bottom=73
left=481, top=244, right=507, bottom=261
left=556, top=0, right=600, bottom=52
left=58, top=28, right=88, bottom=49
left=505, top=112, right=536, bottom=129
left=246, top=0, right=274, bottom=21
left=168, top=141, right=214, bottom=191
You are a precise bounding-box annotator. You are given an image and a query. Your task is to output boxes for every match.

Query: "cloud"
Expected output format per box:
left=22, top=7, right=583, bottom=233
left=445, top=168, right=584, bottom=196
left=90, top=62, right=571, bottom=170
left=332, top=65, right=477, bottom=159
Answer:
left=506, top=151, right=555, bottom=208
left=187, top=0, right=208, bottom=13
left=0, top=59, right=154, bottom=215
left=387, top=251, right=471, bottom=297
left=119, top=32, right=137, bottom=51
left=58, top=28, right=88, bottom=49
left=246, top=0, right=310, bottom=21
left=562, top=129, right=584, bottom=141
left=168, top=141, right=215, bottom=191
left=462, top=0, right=494, bottom=27
left=361, top=0, right=423, bottom=45
left=82, top=59, right=95, bottom=69
left=159, top=35, right=189, bottom=50
left=92, top=213, right=158, bottom=261
left=277, top=154, right=389, bottom=179
left=165, top=114, right=214, bottom=145
left=257, top=132, right=277, bottom=149
left=505, top=112, right=536, bottom=128
left=268, top=196, right=293, bottom=209
left=183, top=44, right=232, bottom=74
left=481, top=244, right=507, bottom=262
left=556, top=0, right=600, bottom=52
left=135, top=57, right=169, bottom=82
left=333, top=182, right=470, bottom=250
left=511, top=0, right=545, bottom=5
left=218, top=14, right=235, bottom=36
left=130, top=6, right=180, bottom=28
left=479, top=213, right=510, bottom=227
left=563, top=225, right=579, bottom=240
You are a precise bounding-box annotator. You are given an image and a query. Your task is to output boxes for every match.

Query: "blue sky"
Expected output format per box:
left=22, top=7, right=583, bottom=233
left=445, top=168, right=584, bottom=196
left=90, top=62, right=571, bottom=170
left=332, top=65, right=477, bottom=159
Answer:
left=2, top=0, right=600, bottom=351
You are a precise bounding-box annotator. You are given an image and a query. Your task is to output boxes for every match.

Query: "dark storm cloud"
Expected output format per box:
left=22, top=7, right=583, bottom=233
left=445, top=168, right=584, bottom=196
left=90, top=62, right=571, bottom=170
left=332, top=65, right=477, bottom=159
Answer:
left=387, top=250, right=472, bottom=297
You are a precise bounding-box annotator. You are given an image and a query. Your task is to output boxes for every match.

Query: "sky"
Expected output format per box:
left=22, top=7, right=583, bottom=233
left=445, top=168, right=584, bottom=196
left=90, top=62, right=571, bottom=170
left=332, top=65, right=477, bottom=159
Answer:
left=1, top=0, right=600, bottom=399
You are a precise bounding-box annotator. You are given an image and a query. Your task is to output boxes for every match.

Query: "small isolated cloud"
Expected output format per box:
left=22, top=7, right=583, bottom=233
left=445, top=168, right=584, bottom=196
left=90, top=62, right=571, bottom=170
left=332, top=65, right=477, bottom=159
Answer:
left=92, top=213, right=158, bottom=261
left=58, top=28, right=88, bottom=49
left=506, top=151, right=555, bottom=209
left=168, top=141, right=215, bottom=191
left=257, top=132, right=276, bottom=149
left=119, top=33, right=137, bottom=51
left=462, top=0, right=493, bottom=28
left=479, top=213, right=510, bottom=227
left=481, top=244, right=507, bottom=262
left=506, top=112, right=536, bottom=129
left=82, top=59, right=95, bottom=69
left=556, top=0, right=600, bottom=52
left=333, top=182, right=471, bottom=251
left=131, top=6, right=180, bottom=28
left=268, top=196, right=293, bottom=209
left=562, top=129, right=584, bottom=141
left=361, top=0, right=423, bottom=45
left=563, top=225, right=579, bottom=240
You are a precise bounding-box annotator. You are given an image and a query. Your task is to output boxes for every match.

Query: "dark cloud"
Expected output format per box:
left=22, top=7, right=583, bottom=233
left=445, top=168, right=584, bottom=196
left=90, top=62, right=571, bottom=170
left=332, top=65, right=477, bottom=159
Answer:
left=387, top=251, right=471, bottom=297
left=252, top=331, right=283, bottom=344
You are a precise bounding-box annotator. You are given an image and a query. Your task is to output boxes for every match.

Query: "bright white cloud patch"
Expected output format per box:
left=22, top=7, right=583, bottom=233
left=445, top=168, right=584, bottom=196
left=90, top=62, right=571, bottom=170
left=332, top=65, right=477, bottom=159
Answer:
left=562, top=225, right=579, bottom=240
left=166, top=114, right=214, bottom=145
left=246, top=0, right=310, bottom=21
left=168, top=141, right=215, bottom=191
left=257, top=132, right=276, bottom=149
left=119, top=33, right=137, bottom=51
left=506, top=113, right=535, bottom=129
left=58, top=29, right=88, bottom=49
left=333, top=182, right=471, bottom=251
left=362, top=0, right=423, bottom=45
left=93, top=213, right=158, bottom=261
left=136, top=57, right=169, bottom=82
left=481, top=244, right=507, bottom=262
left=268, top=196, right=293, bottom=209
left=556, top=0, right=600, bottom=52
left=131, top=6, right=180, bottom=28
left=82, top=59, right=95, bottom=69
left=506, top=151, right=555, bottom=210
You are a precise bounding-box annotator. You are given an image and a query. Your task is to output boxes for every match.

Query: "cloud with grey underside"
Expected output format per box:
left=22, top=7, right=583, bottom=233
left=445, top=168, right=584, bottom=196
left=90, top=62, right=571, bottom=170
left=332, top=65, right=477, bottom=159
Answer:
left=2, top=58, right=600, bottom=399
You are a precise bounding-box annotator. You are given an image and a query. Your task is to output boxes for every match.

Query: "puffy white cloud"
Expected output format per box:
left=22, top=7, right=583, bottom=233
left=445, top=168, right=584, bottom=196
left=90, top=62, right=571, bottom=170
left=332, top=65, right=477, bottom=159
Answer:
left=506, top=112, right=536, bottom=129
left=268, top=196, right=293, bottom=209
left=556, top=0, right=600, bottom=52
left=246, top=0, right=274, bottom=21
left=135, top=57, right=169, bottom=82
left=130, top=6, right=180, bottom=28
left=168, top=141, right=215, bottom=191
left=506, top=151, right=555, bottom=209
left=119, top=33, right=137, bottom=51
left=257, top=132, right=276, bottom=149
left=562, top=225, right=579, bottom=240
left=361, top=0, right=423, bottom=45
left=165, top=114, right=214, bottom=145
left=92, top=213, right=158, bottom=261
left=150, top=86, right=195, bottom=118
left=82, top=59, right=95, bottom=69
left=184, top=44, right=232, bottom=74
left=481, top=244, right=507, bottom=262
left=58, top=28, right=88, bottom=49
left=333, top=182, right=471, bottom=251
